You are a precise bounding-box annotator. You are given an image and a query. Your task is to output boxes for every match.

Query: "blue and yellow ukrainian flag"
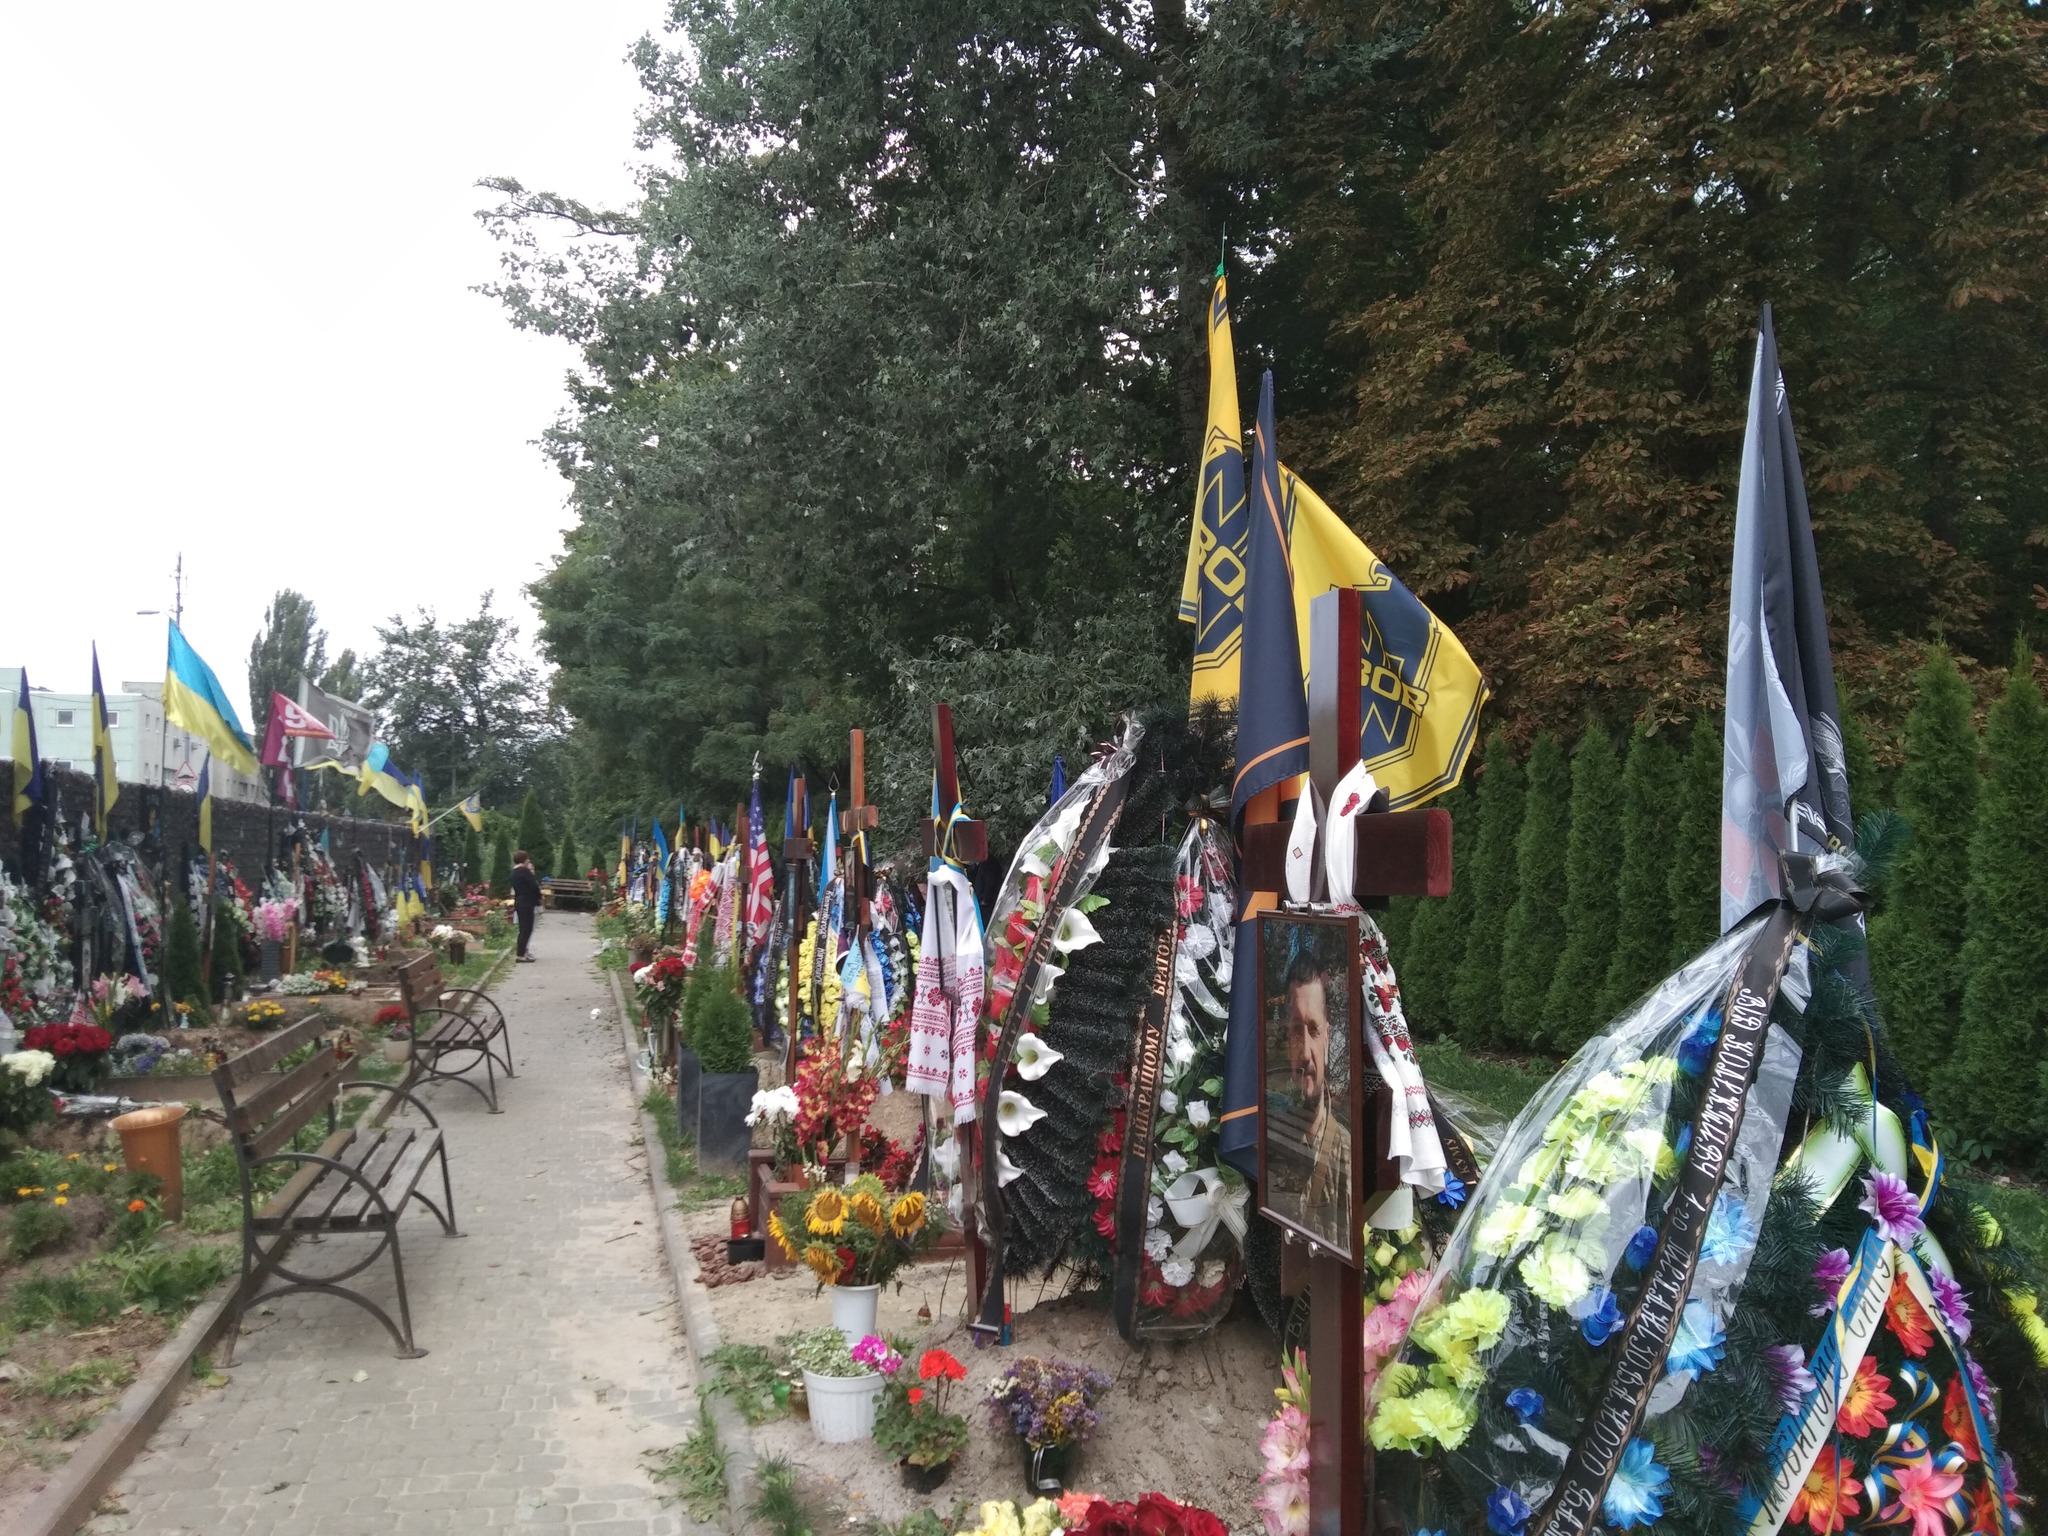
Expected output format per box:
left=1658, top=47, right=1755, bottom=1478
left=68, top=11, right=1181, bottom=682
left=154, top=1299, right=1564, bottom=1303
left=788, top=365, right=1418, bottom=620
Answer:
left=196, top=754, right=214, bottom=855
left=460, top=793, right=484, bottom=833
left=12, top=668, right=45, bottom=826
left=1179, top=274, right=1489, bottom=811
left=165, top=622, right=259, bottom=777
left=91, top=645, right=119, bottom=838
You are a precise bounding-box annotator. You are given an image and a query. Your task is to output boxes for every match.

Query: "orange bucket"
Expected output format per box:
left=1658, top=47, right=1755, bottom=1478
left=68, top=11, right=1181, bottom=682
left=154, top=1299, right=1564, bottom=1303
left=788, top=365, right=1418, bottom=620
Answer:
left=110, top=1104, right=188, bottom=1222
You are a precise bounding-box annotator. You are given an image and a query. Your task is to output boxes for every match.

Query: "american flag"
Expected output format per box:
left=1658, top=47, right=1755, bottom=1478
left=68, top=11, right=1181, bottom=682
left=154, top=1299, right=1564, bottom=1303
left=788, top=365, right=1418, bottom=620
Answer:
left=745, top=774, right=774, bottom=961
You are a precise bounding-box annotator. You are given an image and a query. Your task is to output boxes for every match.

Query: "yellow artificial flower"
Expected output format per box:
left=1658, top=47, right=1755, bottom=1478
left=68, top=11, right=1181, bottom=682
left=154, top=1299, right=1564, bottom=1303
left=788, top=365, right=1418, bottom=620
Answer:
left=890, top=1192, right=927, bottom=1239
left=1519, top=1234, right=1594, bottom=1309
left=55, top=1182, right=69, bottom=1193
left=1021, top=1500, right=1061, bottom=1536
left=807, top=1186, right=848, bottom=1237
left=53, top=1196, right=68, bottom=1207
left=1474, top=1201, right=1544, bottom=1257
left=1543, top=1186, right=1606, bottom=1223
left=850, top=1190, right=887, bottom=1233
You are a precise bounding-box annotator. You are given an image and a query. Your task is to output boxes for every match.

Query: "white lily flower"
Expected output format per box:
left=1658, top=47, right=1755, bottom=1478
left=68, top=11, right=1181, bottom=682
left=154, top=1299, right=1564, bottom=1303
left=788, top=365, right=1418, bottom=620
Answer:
left=997, top=1145, right=1025, bottom=1187
left=932, top=1136, right=961, bottom=1181
left=1013, top=1033, right=1064, bottom=1081
left=997, top=1090, right=1047, bottom=1137
left=1031, top=961, right=1064, bottom=1003
left=1053, top=907, right=1102, bottom=955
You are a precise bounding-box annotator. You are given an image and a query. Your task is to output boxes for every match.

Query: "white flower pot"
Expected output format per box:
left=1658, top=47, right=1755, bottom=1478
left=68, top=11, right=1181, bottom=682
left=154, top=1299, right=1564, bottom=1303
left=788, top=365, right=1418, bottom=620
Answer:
left=802, top=1370, right=883, bottom=1443
left=829, top=1283, right=881, bottom=1344
left=383, top=1038, right=413, bottom=1065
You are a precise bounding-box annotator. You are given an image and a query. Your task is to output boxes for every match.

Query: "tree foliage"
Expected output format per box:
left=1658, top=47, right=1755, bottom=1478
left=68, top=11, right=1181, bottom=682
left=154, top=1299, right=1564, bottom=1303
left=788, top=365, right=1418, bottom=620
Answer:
left=1599, top=726, right=1681, bottom=1022
left=515, top=790, right=551, bottom=880
left=488, top=826, right=514, bottom=899
left=1667, top=725, right=1723, bottom=968
left=1454, top=735, right=1522, bottom=1049
left=1498, top=734, right=1569, bottom=1046
left=1542, top=726, right=1622, bottom=1052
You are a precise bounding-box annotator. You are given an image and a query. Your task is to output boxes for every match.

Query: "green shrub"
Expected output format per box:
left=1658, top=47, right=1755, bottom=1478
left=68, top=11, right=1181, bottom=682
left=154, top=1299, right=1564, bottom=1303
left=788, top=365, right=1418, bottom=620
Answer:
left=161, top=895, right=210, bottom=1011
left=517, top=791, right=552, bottom=879
left=694, top=976, right=756, bottom=1074
left=488, top=828, right=514, bottom=898
left=1599, top=725, right=1681, bottom=1021
left=109, top=1243, right=231, bottom=1314
left=1392, top=785, right=1472, bottom=1038
left=1543, top=726, right=1623, bottom=1052
left=1497, top=734, right=1569, bottom=1045
left=1453, top=734, right=1523, bottom=1049
left=1666, top=723, right=1722, bottom=967
left=7, top=1201, right=72, bottom=1262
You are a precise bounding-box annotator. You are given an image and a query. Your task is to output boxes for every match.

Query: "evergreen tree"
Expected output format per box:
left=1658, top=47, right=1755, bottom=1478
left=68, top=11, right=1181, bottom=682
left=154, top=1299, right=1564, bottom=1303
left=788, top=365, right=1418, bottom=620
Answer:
left=1599, top=726, right=1682, bottom=1021
left=1667, top=724, right=1722, bottom=967
left=1871, top=647, right=1981, bottom=1102
left=1497, top=735, right=1571, bottom=1048
left=161, top=895, right=209, bottom=1011
left=558, top=831, right=582, bottom=882
left=1543, top=726, right=1623, bottom=1052
left=1390, top=785, right=1472, bottom=1038
left=1945, top=647, right=2048, bottom=1156
left=1454, top=735, right=1524, bottom=1049
left=488, top=827, right=514, bottom=898
left=516, top=791, right=551, bottom=878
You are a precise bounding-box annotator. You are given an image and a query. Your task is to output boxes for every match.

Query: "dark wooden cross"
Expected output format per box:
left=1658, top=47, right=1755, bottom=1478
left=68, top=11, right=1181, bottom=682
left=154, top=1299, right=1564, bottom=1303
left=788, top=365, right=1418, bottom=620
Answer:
left=1239, top=588, right=1456, bottom=1536
left=840, top=730, right=882, bottom=935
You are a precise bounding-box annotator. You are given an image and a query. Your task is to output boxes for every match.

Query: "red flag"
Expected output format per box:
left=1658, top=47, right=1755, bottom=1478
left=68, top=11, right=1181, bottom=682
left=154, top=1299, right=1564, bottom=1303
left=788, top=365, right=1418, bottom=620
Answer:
left=261, top=692, right=337, bottom=768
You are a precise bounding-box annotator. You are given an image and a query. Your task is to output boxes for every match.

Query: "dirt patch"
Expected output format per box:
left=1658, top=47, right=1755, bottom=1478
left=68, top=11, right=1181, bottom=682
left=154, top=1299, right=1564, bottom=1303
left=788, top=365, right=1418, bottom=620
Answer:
left=685, top=1205, right=1271, bottom=1529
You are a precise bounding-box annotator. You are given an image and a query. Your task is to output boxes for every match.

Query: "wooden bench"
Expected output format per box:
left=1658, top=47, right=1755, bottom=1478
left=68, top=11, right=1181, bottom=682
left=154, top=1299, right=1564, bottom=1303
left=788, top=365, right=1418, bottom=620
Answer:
left=213, top=1014, right=460, bottom=1362
left=396, top=952, right=515, bottom=1113
left=544, top=877, right=598, bottom=911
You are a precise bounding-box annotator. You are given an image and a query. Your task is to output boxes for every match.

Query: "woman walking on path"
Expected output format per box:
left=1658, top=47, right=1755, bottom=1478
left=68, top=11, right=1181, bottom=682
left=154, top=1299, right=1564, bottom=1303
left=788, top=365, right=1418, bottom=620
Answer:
left=510, top=850, right=542, bottom=963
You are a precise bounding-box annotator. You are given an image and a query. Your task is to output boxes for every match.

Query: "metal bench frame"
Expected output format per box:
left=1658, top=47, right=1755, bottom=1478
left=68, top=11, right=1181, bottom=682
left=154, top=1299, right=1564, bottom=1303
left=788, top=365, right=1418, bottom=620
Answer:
left=213, top=1015, right=461, bottom=1362
left=397, top=954, right=515, bottom=1113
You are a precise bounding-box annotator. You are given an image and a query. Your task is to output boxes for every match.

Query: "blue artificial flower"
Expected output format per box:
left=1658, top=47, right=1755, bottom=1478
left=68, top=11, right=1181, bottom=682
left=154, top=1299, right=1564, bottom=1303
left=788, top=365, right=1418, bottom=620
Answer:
left=1666, top=1299, right=1727, bottom=1376
left=1505, top=1387, right=1544, bottom=1425
left=1623, top=1224, right=1659, bottom=1270
left=1701, top=1191, right=1757, bottom=1265
left=1676, top=1010, right=1723, bottom=1076
left=1486, top=1486, right=1532, bottom=1536
left=1578, top=1288, right=1626, bottom=1346
left=1602, top=1438, right=1671, bottom=1530
left=1437, top=1171, right=1468, bottom=1209
left=1673, top=1123, right=1693, bottom=1163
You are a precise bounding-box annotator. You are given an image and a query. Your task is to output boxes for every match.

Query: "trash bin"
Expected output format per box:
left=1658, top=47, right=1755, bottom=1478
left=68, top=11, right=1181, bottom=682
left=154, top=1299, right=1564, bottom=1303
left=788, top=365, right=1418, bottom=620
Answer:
left=110, top=1104, right=188, bottom=1222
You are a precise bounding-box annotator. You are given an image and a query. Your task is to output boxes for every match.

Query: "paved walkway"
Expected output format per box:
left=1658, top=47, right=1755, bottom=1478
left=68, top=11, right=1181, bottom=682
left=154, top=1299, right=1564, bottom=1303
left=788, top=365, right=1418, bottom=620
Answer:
left=110, top=914, right=708, bottom=1536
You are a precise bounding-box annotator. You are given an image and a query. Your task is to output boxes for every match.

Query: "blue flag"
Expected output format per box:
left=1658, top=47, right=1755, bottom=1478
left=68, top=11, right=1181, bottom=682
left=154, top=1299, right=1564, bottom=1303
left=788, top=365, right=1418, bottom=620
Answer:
left=1220, top=371, right=1312, bottom=1179
left=1048, top=752, right=1066, bottom=806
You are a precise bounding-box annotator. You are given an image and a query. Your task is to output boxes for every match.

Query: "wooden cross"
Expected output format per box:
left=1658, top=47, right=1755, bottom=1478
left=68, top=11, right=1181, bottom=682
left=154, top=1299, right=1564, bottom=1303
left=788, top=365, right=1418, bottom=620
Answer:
left=840, top=730, right=881, bottom=934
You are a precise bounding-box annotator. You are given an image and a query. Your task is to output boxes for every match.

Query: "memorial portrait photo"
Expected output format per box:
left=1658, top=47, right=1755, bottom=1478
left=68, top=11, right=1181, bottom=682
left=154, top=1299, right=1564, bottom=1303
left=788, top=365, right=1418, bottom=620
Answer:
left=1256, top=912, right=1359, bottom=1259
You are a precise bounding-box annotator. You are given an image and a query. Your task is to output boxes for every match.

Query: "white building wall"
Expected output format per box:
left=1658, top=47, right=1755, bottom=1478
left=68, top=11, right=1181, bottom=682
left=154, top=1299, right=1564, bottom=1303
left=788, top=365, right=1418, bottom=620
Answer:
left=0, top=668, right=266, bottom=803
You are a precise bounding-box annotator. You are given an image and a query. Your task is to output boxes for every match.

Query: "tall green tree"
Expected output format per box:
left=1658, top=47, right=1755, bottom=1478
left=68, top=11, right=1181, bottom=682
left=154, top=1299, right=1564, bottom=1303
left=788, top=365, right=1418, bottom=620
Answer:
left=1498, top=735, right=1570, bottom=1048
left=557, top=831, right=582, bottom=882
left=488, top=827, right=514, bottom=899
left=247, top=591, right=327, bottom=740
left=1389, top=785, right=1472, bottom=1038
left=1668, top=725, right=1723, bottom=967
left=1454, top=735, right=1524, bottom=1049
left=1871, top=647, right=1981, bottom=1102
left=515, top=791, right=551, bottom=879
left=1543, top=726, right=1623, bottom=1052
left=1944, top=648, right=2048, bottom=1155
left=1599, top=726, right=1682, bottom=1021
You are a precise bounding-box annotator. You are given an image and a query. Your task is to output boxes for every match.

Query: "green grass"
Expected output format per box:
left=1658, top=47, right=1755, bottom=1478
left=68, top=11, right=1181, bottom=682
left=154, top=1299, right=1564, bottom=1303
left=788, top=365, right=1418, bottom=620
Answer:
left=1414, top=1038, right=1556, bottom=1120
left=647, top=1417, right=727, bottom=1521
left=640, top=1086, right=748, bottom=1209
left=1952, top=1168, right=2048, bottom=1269
left=701, top=1342, right=793, bottom=1423
left=28, top=1355, right=134, bottom=1400
left=749, top=1455, right=825, bottom=1536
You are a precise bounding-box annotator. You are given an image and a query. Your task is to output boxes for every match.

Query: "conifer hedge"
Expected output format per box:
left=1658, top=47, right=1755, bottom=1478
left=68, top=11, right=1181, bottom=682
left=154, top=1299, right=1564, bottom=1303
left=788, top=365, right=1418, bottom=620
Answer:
left=1498, top=735, right=1570, bottom=1046
left=1453, top=735, right=1523, bottom=1049
left=1542, top=727, right=1621, bottom=1051
left=1599, top=726, right=1679, bottom=1023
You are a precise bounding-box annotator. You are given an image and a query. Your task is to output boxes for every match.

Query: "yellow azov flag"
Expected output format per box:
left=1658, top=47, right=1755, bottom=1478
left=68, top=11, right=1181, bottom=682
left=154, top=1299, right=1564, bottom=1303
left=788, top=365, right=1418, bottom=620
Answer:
left=1177, top=272, right=1488, bottom=809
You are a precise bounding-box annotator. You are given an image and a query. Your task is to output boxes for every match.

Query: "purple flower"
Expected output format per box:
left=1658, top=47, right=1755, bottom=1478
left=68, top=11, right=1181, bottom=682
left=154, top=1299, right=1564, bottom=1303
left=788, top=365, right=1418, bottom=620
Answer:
left=1624, top=1224, right=1658, bottom=1271
left=1928, top=1268, right=1973, bottom=1342
left=1698, top=1445, right=1744, bottom=1496
left=1766, top=1344, right=1816, bottom=1415
left=1578, top=1288, right=1626, bottom=1347
left=1505, top=1387, right=1544, bottom=1425
left=1858, top=1170, right=1923, bottom=1247
left=851, top=1335, right=902, bottom=1374
left=1811, top=1247, right=1852, bottom=1315
left=1486, top=1486, right=1531, bottom=1536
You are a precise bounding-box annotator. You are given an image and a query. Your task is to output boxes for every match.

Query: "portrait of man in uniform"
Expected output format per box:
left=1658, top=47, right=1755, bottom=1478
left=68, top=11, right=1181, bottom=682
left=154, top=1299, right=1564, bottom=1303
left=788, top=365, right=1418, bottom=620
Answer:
left=1258, top=914, right=1357, bottom=1258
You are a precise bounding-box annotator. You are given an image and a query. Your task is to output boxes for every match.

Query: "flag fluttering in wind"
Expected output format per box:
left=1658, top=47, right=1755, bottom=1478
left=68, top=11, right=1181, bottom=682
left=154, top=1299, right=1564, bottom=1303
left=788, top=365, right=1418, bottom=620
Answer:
left=745, top=773, right=773, bottom=960
left=1723, top=303, right=1857, bottom=934
left=90, top=646, right=118, bottom=839
left=164, top=622, right=258, bottom=777
left=11, top=668, right=43, bottom=826
left=259, top=691, right=335, bottom=768
left=818, top=791, right=839, bottom=907
left=196, top=754, right=215, bottom=855
left=460, top=793, right=484, bottom=833
left=1048, top=752, right=1066, bottom=806
left=1181, top=273, right=1488, bottom=810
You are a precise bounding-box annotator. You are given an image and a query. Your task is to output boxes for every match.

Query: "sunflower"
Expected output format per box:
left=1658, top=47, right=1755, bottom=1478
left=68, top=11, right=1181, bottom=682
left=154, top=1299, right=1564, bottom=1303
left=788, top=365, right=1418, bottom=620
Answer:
left=808, top=1186, right=848, bottom=1236
left=802, top=1244, right=842, bottom=1284
left=768, top=1211, right=797, bottom=1260
left=850, top=1190, right=887, bottom=1233
left=890, top=1192, right=927, bottom=1239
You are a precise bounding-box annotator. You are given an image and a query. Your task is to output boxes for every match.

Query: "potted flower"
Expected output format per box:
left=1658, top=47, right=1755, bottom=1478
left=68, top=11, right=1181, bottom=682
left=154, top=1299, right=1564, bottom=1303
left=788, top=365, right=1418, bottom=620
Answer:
left=787, top=1325, right=891, bottom=1444
left=986, top=1355, right=1112, bottom=1496
left=22, top=1020, right=115, bottom=1095
left=254, top=901, right=294, bottom=981
left=430, top=924, right=467, bottom=965
left=770, top=1175, right=942, bottom=1342
left=875, top=1347, right=971, bottom=1492
left=692, top=976, right=759, bottom=1173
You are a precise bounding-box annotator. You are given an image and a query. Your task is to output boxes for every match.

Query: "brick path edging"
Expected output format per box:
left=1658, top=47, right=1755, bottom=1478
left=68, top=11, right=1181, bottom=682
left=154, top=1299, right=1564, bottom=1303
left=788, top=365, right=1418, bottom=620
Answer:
left=608, top=965, right=759, bottom=1527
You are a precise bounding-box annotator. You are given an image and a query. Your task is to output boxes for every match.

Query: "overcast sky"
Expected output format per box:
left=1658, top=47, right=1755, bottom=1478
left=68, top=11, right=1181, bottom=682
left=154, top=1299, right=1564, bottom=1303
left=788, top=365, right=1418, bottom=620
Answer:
left=0, top=2, right=664, bottom=722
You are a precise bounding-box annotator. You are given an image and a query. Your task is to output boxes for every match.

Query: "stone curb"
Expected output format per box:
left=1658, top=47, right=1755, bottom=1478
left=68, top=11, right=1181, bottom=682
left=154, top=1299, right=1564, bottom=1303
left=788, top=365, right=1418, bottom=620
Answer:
left=608, top=964, right=759, bottom=1530
left=15, top=951, right=521, bottom=1536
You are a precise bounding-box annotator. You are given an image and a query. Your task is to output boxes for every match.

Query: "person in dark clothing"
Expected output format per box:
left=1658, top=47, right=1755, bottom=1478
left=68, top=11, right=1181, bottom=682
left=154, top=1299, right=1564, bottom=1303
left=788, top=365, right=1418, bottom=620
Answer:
left=510, top=850, right=543, bottom=963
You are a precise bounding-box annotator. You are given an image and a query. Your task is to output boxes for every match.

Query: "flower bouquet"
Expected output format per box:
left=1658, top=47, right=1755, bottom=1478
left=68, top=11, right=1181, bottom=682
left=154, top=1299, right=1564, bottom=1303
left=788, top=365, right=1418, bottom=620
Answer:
left=85, top=974, right=150, bottom=1031
left=986, top=1354, right=1112, bottom=1495
left=875, top=1346, right=971, bottom=1491
left=769, top=1175, right=941, bottom=1321
left=0, top=1049, right=56, bottom=1137
left=745, top=1083, right=802, bottom=1170
left=1255, top=1350, right=1310, bottom=1536
left=254, top=900, right=294, bottom=945
left=240, top=1000, right=287, bottom=1031
left=22, top=1021, right=114, bottom=1094
left=633, top=952, right=689, bottom=1026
